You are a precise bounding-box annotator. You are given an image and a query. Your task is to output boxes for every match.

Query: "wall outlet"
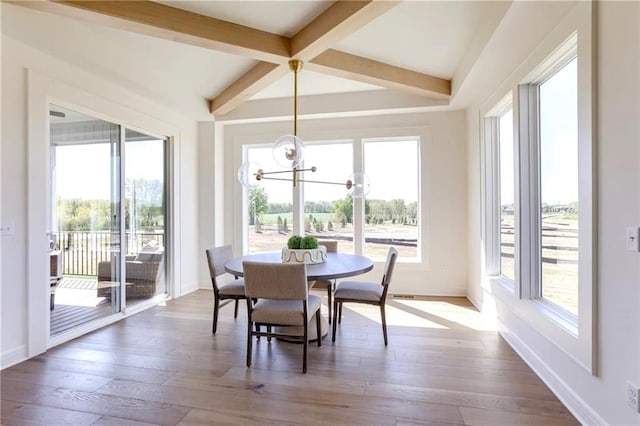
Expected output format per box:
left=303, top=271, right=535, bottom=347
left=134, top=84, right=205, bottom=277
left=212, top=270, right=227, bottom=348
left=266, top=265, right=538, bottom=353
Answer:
left=628, top=381, right=640, bottom=412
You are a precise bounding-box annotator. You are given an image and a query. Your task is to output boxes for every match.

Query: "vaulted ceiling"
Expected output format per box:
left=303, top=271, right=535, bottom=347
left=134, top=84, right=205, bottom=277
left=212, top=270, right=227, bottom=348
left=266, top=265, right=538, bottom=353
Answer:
left=3, top=1, right=513, bottom=121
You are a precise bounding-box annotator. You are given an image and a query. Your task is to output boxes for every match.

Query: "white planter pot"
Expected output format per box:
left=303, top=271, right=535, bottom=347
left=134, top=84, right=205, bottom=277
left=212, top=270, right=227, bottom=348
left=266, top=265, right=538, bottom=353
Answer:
left=281, top=246, right=327, bottom=264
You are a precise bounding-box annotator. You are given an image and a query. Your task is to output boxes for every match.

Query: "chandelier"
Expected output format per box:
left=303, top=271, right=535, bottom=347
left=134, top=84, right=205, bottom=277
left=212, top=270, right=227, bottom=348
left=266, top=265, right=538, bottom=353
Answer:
left=237, top=60, right=370, bottom=199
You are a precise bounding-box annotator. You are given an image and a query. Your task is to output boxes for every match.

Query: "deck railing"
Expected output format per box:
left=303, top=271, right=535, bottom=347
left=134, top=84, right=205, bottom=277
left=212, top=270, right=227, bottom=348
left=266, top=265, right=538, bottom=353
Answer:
left=52, top=231, right=164, bottom=276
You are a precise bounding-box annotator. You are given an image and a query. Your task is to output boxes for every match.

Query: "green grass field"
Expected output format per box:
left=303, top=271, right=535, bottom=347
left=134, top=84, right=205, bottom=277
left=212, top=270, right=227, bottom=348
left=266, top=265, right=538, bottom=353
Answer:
left=261, top=212, right=334, bottom=225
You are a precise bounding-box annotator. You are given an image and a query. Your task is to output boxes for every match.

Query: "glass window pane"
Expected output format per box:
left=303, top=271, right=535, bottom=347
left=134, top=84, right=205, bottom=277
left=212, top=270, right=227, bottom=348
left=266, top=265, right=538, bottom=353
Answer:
left=539, top=58, right=579, bottom=315
left=246, top=146, right=293, bottom=253
left=364, top=139, right=419, bottom=260
left=499, top=109, right=515, bottom=281
left=303, top=142, right=353, bottom=253
left=124, top=129, right=167, bottom=306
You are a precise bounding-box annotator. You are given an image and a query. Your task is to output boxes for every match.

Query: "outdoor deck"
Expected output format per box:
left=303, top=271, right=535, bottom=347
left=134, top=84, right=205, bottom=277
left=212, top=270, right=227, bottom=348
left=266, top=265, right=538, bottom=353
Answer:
left=50, top=277, right=111, bottom=336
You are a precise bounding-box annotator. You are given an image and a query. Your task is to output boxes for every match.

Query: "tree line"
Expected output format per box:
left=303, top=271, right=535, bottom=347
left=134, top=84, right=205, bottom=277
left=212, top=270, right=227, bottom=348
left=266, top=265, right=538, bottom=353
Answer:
left=57, top=178, right=164, bottom=232
left=248, top=186, right=418, bottom=227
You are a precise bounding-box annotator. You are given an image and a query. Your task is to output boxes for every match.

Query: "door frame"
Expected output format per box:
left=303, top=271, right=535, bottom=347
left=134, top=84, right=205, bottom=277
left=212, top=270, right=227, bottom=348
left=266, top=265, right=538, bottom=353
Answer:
left=27, top=70, right=180, bottom=355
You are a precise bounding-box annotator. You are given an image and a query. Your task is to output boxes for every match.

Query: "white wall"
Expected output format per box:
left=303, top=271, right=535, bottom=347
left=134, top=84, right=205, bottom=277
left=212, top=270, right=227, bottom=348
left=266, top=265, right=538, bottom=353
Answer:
left=466, top=2, right=640, bottom=424
left=201, top=111, right=468, bottom=296
left=0, top=33, right=201, bottom=367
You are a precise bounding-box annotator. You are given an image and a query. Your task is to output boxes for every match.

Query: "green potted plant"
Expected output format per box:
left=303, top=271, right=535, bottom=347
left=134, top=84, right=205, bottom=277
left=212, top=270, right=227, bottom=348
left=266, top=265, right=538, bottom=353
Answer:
left=282, top=235, right=327, bottom=264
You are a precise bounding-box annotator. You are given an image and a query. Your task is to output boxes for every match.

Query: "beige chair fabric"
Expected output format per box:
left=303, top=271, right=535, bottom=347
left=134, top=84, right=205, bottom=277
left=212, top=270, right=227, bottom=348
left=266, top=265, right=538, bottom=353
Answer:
left=332, top=247, right=398, bottom=346
left=206, top=245, right=247, bottom=334
left=243, top=261, right=322, bottom=373
left=312, top=240, right=338, bottom=323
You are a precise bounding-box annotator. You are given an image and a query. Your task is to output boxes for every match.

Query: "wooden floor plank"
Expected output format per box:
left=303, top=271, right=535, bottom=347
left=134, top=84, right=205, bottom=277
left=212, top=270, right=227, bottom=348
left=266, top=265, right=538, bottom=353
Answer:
left=1, top=290, right=577, bottom=425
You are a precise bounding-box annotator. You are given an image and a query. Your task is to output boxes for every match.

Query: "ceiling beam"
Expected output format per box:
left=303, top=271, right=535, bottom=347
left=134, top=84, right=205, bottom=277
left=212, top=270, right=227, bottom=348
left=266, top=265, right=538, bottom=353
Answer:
left=291, top=0, right=399, bottom=61
left=14, top=0, right=450, bottom=115
left=213, top=0, right=403, bottom=116
left=13, top=0, right=291, bottom=63
left=308, top=50, right=451, bottom=99
left=210, top=62, right=287, bottom=116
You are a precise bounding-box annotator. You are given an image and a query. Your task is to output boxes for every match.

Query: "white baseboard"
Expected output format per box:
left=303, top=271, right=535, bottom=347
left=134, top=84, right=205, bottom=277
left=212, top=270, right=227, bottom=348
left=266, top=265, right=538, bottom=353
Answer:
left=1, top=345, right=27, bottom=370
left=498, top=324, right=606, bottom=426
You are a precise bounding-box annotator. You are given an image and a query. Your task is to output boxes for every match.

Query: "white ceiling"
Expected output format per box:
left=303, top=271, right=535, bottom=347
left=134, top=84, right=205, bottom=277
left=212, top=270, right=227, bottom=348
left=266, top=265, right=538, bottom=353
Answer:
left=1, top=1, right=506, bottom=121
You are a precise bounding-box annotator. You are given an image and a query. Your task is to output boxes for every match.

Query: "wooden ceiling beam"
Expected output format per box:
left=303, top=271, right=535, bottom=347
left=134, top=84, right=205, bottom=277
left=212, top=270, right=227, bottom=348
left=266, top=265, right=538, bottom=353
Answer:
left=308, top=49, right=451, bottom=99
left=213, top=0, right=403, bottom=116
left=14, top=0, right=450, bottom=115
left=14, top=0, right=291, bottom=63
left=210, top=62, right=287, bottom=116
left=291, top=0, right=399, bottom=61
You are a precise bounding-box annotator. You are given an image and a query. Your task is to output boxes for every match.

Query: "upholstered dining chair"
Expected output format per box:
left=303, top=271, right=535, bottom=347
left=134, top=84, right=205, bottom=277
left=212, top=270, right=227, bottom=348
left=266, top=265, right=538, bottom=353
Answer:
left=311, top=240, right=338, bottom=323
left=332, top=247, right=398, bottom=346
left=205, top=245, right=247, bottom=334
left=243, top=261, right=322, bottom=374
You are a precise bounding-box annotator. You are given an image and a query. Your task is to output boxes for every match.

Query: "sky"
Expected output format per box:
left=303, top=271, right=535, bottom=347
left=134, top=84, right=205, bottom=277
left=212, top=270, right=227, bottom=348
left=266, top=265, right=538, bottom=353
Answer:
left=55, top=139, right=164, bottom=200
left=246, top=139, right=419, bottom=204
left=499, top=58, right=578, bottom=207
left=539, top=58, right=578, bottom=205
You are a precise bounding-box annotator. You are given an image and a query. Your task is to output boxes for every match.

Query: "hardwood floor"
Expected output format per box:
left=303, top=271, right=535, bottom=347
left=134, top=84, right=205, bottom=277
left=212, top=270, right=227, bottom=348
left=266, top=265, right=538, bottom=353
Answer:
left=1, top=290, right=578, bottom=425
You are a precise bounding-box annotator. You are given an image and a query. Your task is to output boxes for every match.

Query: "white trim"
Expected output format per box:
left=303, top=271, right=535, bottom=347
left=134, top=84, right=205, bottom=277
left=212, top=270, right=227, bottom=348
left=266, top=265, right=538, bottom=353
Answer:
left=1, top=345, right=28, bottom=370
left=27, top=70, right=180, bottom=354
left=231, top=126, right=430, bottom=267
left=498, top=322, right=607, bottom=426
left=477, top=2, right=596, bottom=374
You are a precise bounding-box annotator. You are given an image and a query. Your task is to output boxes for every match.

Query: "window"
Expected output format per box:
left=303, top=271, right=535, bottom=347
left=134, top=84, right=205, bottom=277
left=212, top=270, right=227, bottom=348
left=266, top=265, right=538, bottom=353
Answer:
left=499, top=109, right=515, bottom=281
left=239, top=135, right=423, bottom=262
left=363, top=139, right=419, bottom=260
left=482, top=24, right=594, bottom=371
left=303, top=142, right=354, bottom=253
left=484, top=98, right=516, bottom=286
left=538, top=58, right=579, bottom=315
left=245, top=146, right=293, bottom=254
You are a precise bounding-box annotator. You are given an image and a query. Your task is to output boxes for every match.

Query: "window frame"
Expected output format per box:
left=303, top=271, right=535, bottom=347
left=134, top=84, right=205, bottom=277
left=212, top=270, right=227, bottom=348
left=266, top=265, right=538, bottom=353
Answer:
left=483, top=95, right=517, bottom=292
left=480, top=1, right=595, bottom=374
left=234, top=128, right=427, bottom=265
left=362, top=136, right=422, bottom=262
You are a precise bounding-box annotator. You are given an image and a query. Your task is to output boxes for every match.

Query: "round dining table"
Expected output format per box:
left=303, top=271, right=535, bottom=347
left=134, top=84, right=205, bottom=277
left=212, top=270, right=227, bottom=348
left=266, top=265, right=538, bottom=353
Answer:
left=225, top=252, right=374, bottom=340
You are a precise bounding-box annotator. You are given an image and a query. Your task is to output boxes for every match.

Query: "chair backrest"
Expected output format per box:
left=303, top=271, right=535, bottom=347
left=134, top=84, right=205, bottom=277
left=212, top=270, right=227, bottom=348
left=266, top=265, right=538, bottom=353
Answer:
left=381, top=247, right=398, bottom=287
left=321, top=240, right=338, bottom=253
left=243, top=261, right=308, bottom=301
left=205, top=245, right=234, bottom=284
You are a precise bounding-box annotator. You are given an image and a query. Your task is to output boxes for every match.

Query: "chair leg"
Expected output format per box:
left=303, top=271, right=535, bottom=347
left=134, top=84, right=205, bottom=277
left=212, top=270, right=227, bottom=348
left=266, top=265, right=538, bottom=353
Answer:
left=303, top=319, right=308, bottom=374
left=234, top=299, right=239, bottom=319
left=380, top=304, right=388, bottom=346
left=267, top=325, right=272, bottom=342
left=327, top=285, right=332, bottom=324
left=255, top=323, right=261, bottom=340
left=246, top=319, right=253, bottom=368
left=332, top=299, right=339, bottom=342
left=316, top=309, right=322, bottom=347
left=212, top=300, right=219, bottom=334
left=338, top=302, right=343, bottom=324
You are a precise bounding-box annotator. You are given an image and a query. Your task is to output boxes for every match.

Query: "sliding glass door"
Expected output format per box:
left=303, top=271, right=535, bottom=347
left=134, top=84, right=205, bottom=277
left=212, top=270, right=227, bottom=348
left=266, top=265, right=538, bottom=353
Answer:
left=49, top=104, right=167, bottom=336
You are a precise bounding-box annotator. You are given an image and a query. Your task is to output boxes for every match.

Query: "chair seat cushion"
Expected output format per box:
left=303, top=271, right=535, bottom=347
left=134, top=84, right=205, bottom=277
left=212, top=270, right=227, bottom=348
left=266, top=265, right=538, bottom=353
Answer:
left=335, top=281, right=382, bottom=302
left=252, top=295, right=321, bottom=326
left=219, top=278, right=246, bottom=296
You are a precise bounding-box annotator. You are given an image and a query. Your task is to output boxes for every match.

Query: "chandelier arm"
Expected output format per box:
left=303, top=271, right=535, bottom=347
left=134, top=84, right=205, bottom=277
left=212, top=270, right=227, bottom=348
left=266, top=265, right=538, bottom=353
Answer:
left=258, top=167, right=315, bottom=176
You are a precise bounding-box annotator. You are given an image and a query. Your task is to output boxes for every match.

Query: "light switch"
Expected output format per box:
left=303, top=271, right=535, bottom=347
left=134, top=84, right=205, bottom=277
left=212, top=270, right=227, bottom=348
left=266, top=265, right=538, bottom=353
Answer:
left=626, top=227, right=640, bottom=252
left=0, top=222, right=15, bottom=236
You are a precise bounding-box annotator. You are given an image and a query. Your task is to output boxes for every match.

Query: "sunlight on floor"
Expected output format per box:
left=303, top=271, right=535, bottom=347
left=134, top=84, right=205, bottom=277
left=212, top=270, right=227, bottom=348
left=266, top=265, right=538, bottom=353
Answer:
left=342, top=298, right=498, bottom=332
left=55, top=288, right=105, bottom=307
